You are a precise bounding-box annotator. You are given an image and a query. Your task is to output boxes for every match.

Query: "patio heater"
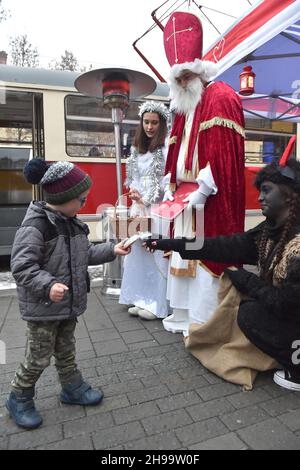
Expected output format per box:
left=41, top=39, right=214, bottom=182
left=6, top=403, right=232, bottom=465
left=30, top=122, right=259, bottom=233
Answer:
left=75, top=68, right=156, bottom=296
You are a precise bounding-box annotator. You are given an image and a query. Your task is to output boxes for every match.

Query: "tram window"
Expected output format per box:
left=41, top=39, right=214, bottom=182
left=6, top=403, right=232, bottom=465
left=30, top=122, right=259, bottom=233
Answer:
left=65, top=95, right=140, bottom=158
left=0, top=89, right=40, bottom=205
left=245, top=130, right=297, bottom=164
left=0, top=147, right=32, bottom=205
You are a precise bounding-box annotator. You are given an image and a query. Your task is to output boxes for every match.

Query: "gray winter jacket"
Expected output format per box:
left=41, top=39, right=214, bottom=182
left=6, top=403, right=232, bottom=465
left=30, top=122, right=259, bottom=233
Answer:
left=11, top=202, right=116, bottom=321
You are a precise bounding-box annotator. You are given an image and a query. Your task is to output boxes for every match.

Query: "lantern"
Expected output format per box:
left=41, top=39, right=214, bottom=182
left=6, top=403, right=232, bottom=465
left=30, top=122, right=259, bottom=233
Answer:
left=239, top=65, right=256, bottom=96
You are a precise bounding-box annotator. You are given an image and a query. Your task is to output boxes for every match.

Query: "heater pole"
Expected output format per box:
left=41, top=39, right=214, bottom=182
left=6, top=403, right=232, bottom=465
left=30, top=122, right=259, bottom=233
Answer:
left=112, top=108, right=124, bottom=202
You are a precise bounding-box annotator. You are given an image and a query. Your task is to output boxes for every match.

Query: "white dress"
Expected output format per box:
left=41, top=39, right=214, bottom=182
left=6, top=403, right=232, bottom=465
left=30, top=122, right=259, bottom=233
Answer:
left=166, top=111, right=220, bottom=325
left=119, top=146, right=170, bottom=318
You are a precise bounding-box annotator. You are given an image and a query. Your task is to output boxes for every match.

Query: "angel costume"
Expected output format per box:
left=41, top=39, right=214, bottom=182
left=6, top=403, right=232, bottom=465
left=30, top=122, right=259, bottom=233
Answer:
left=119, top=144, right=170, bottom=318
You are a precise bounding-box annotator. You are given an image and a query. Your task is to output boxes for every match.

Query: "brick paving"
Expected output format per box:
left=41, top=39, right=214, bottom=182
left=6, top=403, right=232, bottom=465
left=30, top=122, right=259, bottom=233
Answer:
left=0, top=287, right=300, bottom=450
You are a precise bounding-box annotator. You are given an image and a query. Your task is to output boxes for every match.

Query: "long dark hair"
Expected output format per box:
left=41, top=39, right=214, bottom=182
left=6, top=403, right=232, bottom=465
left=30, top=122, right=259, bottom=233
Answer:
left=256, top=158, right=300, bottom=278
left=133, top=112, right=167, bottom=154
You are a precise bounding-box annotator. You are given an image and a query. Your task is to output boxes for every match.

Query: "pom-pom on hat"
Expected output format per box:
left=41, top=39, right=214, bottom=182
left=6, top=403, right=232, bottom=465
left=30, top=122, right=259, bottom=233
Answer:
left=23, top=158, right=92, bottom=204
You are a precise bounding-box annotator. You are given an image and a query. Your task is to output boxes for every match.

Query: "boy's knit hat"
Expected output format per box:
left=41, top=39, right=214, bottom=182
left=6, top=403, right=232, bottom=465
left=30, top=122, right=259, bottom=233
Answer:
left=23, top=158, right=92, bottom=204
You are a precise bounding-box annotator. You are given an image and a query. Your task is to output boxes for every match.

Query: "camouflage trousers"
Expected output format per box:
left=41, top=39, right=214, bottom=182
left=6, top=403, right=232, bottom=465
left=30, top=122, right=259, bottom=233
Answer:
left=11, top=318, right=82, bottom=393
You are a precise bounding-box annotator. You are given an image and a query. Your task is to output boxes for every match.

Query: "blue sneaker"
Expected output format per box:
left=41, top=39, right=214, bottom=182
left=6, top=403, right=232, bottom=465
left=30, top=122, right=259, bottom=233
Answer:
left=6, top=389, right=43, bottom=430
left=60, top=380, right=103, bottom=406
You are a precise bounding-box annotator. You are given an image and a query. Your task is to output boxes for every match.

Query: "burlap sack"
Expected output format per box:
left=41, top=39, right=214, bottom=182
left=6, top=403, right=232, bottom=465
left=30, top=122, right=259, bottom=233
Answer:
left=185, top=273, right=278, bottom=390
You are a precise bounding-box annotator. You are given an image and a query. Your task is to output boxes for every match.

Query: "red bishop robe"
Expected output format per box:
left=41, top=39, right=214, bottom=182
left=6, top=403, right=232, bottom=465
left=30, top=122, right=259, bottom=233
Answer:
left=165, top=81, right=245, bottom=276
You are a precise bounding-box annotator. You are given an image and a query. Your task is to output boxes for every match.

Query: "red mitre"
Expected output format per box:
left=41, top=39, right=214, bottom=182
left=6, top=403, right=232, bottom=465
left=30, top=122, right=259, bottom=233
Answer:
left=164, top=12, right=218, bottom=84
left=164, top=12, right=203, bottom=66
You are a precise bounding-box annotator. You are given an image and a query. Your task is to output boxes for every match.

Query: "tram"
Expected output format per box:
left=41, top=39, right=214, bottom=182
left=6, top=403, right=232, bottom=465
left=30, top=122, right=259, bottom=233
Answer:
left=0, top=64, right=298, bottom=255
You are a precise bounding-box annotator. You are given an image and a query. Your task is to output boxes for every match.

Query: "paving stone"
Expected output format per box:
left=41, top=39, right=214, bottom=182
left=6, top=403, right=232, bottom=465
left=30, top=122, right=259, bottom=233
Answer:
left=167, top=375, right=209, bottom=395
left=189, top=432, right=248, bottom=450
left=127, top=385, right=170, bottom=405
left=117, top=366, right=157, bottom=382
left=186, top=398, right=235, bottom=422
left=152, top=331, right=183, bottom=345
left=0, top=437, right=8, bottom=450
left=5, top=347, right=26, bottom=364
left=177, top=365, right=207, bottom=380
left=114, top=319, right=145, bottom=333
left=201, top=372, right=224, bottom=385
left=260, top=394, right=300, bottom=417
left=197, top=382, right=241, bottom=402
left=237, top=418, right=300, bottom=450
left=260, top=384, right=291, bottom=399
left=90, top=328, right=121, bottom=343
left=102, top=379, right=145, bottom=398
left=154, top=359, right=192, bottom=375
left=35, top=396, right=60, bottom=412
left=142, top=409, right=193, bottom=436
left=128, top=340, right=159, bottom=350
left=111, top=350, right=146, bottom=363
left=2, top=284, right=300, bottom=450
left=86, top=395, right=130, bottom=416
left=113, top=402, right=160, bottom=425
left=8, top=424, right=63, bottom=450
left=129, top=356, right=166, bottom=369
left=96, top=362, right=134, bottom=376
left=227, top=388, right=271, bottom=409
left=143, top=321, right=166, bottom=333
left=63, top=411, right=114, bottom=438
left=92, top=421, right=145, bottom=449
left=120, top=329, right=154, bottom=344
left=75, top=350, right=97, bottom=361
left=42, top=405, right=86, bottom=426
left=175, top=417, right=229, bottom=447
left=143, top=345, right=176, bottom=358
left=157, top=391, right=200, bottom=413
left=36, top=436, right=94, bottom=450
left=220, top=405, right=270, bottom=431
left=74, top=338, right=94, bottom=353
left=277, top=409, right=300, bottom=432
left=93, top=339, right=128, bottom=356
left=124, top=431, right=181, bottom=451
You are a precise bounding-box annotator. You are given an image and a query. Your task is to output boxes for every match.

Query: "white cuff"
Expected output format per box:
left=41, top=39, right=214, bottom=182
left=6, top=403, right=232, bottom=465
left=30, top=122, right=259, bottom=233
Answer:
left=196, top=164, right=218, bottom=196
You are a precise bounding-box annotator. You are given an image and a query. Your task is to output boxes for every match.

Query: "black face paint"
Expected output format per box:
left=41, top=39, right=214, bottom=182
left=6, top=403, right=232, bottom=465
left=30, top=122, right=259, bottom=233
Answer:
left=258, top=181, right=289, bottom=221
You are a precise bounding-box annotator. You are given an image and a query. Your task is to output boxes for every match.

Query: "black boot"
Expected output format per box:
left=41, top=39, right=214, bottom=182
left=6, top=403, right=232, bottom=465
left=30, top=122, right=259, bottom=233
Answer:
left=6, top=388, right=43, bottom=430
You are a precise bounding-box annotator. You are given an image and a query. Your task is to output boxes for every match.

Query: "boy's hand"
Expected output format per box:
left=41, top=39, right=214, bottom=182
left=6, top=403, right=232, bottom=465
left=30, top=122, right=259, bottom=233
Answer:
left=114, top=241, right=131, bottom=256
left=49, top=283, right=69, bottom=303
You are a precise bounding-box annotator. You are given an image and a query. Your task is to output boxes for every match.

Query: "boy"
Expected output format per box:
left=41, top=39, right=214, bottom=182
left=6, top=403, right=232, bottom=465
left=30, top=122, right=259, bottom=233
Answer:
left=6, top=158, right=129, bottom=429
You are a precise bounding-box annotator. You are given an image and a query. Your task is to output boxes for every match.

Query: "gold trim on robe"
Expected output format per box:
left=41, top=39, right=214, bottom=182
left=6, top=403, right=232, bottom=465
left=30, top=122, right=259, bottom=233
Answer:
left=170, top=260, right=197, bottom=278
left=199, top=117, right=245, bottom=138
left=169, top=136, right=177, bottom=145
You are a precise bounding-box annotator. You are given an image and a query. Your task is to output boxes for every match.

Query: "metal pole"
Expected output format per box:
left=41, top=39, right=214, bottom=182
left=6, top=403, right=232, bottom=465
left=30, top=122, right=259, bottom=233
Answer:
left=112, top=107, right=124, bottom=203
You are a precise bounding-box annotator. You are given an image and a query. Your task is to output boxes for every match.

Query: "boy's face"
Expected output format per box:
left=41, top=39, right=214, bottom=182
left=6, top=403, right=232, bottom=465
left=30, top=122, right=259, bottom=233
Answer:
left=57, top=190, right=90, bottom=217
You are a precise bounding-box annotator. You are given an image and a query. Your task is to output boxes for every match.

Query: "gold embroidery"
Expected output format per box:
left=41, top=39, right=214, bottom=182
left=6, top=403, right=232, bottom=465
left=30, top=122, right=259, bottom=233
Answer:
left=170, top=260, right=197, bottom=278
left=199, top=117, right=245, bottom=138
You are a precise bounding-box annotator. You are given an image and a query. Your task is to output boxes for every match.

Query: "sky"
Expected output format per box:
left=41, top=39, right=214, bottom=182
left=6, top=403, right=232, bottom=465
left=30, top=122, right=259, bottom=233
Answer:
left=0, top=0, right=257, bottom=79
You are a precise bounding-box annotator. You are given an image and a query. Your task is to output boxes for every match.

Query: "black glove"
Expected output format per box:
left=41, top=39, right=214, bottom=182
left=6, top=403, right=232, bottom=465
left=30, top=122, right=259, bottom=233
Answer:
left=144, top=237, right=194, bottom=253
left=224, top=268, right=262, bottom=295
left=144, top=238, right=159, bottom=252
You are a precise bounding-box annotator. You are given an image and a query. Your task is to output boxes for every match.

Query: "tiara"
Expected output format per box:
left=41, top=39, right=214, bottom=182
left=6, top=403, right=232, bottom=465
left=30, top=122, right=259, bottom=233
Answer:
left=138, top=101, right=169, bottom=120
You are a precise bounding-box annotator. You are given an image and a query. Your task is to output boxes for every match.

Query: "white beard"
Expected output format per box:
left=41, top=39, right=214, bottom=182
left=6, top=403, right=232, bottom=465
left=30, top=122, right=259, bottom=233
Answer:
left=170, top=77, right=204, bottom=115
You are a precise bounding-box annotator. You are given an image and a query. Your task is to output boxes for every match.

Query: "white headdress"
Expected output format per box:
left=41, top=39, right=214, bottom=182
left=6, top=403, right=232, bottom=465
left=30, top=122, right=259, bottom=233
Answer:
left=138, top=101, right=169, bottom=121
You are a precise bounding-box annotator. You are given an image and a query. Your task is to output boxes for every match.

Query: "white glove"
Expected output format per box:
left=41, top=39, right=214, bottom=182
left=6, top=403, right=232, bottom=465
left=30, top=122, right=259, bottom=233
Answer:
left=183, top=189, right=207, bottom=208
left=163, top=189, right=174, bottom=202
